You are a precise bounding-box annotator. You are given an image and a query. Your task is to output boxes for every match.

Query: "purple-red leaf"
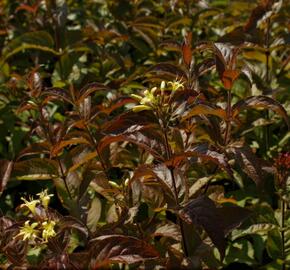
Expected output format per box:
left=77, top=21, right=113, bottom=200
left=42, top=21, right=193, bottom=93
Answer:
left=99, top=125, right=165, bottom=160
left=41, top=87, right=73, bottom=104
left=78, top=82, right=110, bottom=104
left=182, top=32, right=192, bottom=67
left=228, top=145, right=269, bottom=187
left=90, top=235, right=159, bottom=267
left=0, top=160, right=13, bottom=194
left=131, top=164, right=187, bottom=203
left=222, top=69, right=240, bottom=90
left=148, top=63, right=187, bottom=79
left=170, top=144, right=232, bottom=177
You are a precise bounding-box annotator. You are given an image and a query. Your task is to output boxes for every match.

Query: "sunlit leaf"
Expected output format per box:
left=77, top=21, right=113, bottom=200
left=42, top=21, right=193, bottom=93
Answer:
left=51, top=138, right=90, bottom=157
left=222, top=69, right=240, bottom=90
left=68, top=152, right=98, bottom=173
left=182, top=33, right=192, bottom=67
left=232, top=223, right=278, bottom=240
left=182, top=103, right=226, bottom=120
left=153, top=222, right=181, bottom=241
left=86, top=197, right=102, bottom=232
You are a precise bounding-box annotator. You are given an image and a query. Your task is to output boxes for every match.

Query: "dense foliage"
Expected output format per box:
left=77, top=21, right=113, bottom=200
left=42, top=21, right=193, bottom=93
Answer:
left=0, top=0, right=289, bottom=269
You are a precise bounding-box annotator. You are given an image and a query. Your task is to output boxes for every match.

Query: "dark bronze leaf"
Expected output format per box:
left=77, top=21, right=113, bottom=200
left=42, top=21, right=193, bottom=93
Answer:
left=232, top=95, right=289, bottom=128
left=90, top=234, right=159, bottom=267
left=179, top=196, right=251, bottom=258
left=147, top=63, right=187, bottom=79
left=244, top=0, right=274, bottom=32
left=170, top=144, right=232, bottom=177
left=228, top=145, right=269, bottom=187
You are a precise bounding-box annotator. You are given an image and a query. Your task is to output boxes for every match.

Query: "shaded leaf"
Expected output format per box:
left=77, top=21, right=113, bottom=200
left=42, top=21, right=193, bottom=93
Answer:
left=179, top=195, right=226, bottom=257
left=58, top=216, right=89, bottom=238
left=147, top=63, right=187, bottom=79
left=12, top=158, right=58, bottom=180
left=266, top=228, right=283, bottom=260
left=216, top=206, right=251, bottom=235
left=102, top=111, right=156, bottom=134
left=1, top=31, right=59, bottom=64
left=78, top=82, right=110, bottom=104
left=232, top=96, right=289, bottom=127
left=179, top=196, right=250, bottom=258
left=244, top=0, right=274, bottom=32
left=41, top=87, right=73, bottom=104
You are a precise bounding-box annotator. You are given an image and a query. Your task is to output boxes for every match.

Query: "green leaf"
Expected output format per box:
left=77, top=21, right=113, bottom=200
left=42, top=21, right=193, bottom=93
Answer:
left=1, top=31, right=60, bottom=64
left=266, top=228, right=283, bottom=260
left=232, top=223, right=277, bottom=240
left=189, top=176, right=213, bottom=198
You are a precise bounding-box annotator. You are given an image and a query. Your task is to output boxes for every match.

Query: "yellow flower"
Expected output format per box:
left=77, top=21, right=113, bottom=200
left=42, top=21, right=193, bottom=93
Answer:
left=168, top=79, right=184, bottom=91
left=131, top=86, right=158, bottom=112
left=41, top=220, right=56, bottom=242
left=37, top=189, right=54, bottom=209
left=160, top=81, right=166, bottom=91
left=16, top=221, right=39, bottom=241
left=20, top=197, right=40, bottom=215
left=140, top=88, right=156, bottom=105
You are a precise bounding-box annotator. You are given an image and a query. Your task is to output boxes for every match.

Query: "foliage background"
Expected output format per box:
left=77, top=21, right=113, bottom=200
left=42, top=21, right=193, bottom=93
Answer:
left=0, top=0, right=289, bottom=269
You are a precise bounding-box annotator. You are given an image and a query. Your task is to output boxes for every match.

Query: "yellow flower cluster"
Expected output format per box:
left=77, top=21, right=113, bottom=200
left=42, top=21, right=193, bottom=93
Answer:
left=16, top=220, right=56, bottom=242
left=16, top=189, right=56, bottom=243
left=20, top=189, right=54, bottom=214
left=131, top=79, right=184, bottom=112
